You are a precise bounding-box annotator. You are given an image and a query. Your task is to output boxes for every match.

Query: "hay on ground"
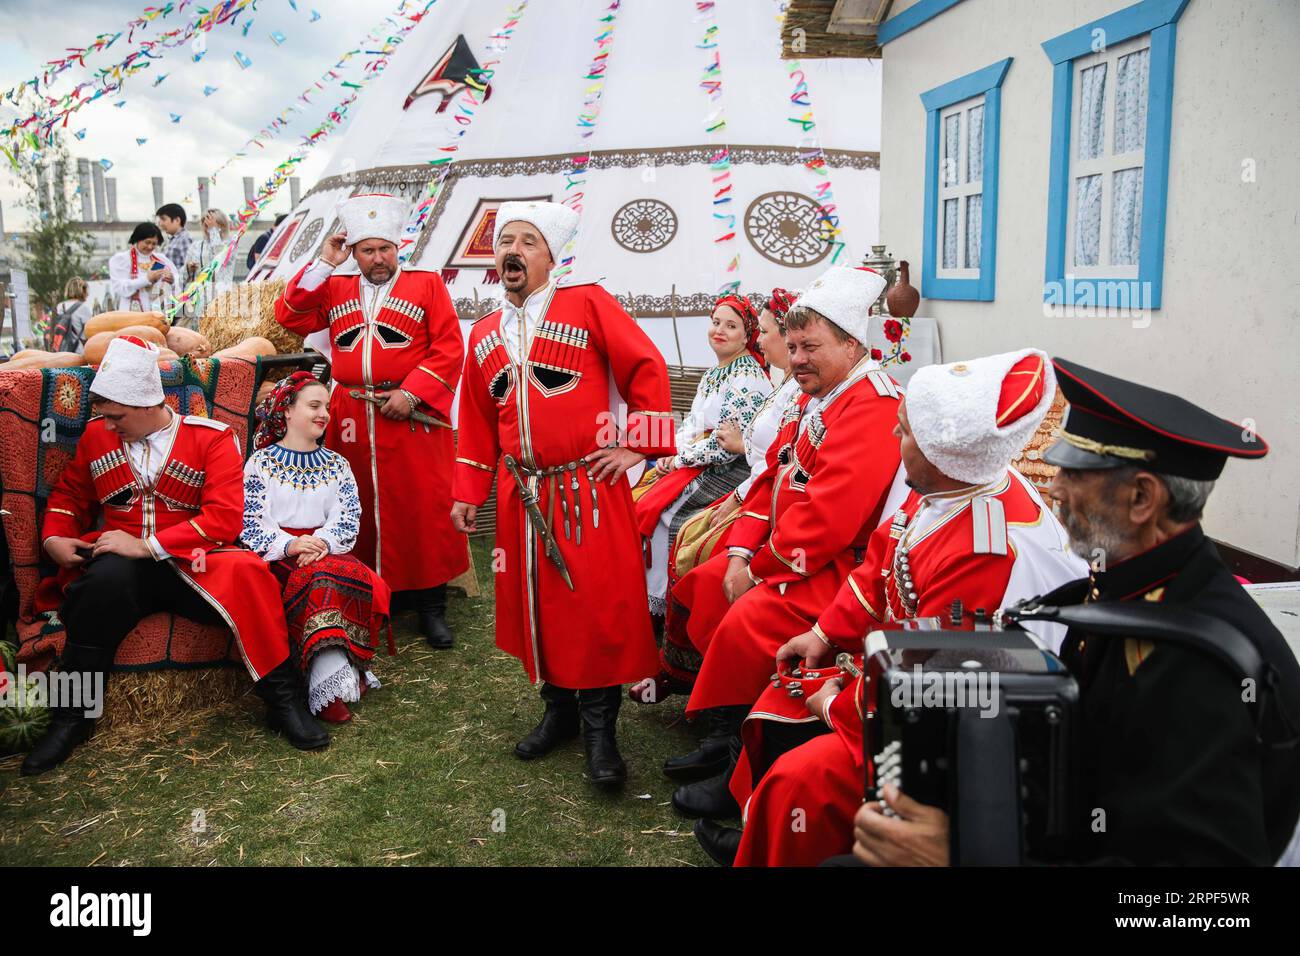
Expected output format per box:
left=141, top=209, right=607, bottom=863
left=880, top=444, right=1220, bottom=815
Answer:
left=96, top=667, right=253, bottom=740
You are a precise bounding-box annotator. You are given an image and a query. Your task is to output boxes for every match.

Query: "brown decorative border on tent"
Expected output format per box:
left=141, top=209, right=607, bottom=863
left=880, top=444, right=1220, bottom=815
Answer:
left=300, top=144, right=880, bottom=266
left=451, top=289, right=767, bottom=322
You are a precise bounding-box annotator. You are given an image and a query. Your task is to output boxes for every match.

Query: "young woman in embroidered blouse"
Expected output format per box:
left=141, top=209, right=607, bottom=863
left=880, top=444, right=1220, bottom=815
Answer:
left=241, top=373, right=391, bottom=723
left=632, top=294, right=773, bottom=618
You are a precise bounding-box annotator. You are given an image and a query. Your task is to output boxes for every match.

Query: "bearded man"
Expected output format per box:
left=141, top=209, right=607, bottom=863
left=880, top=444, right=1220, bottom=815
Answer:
left=452, top=201, right=675, bottom=786
left=275, top=194, right=467, bottom=649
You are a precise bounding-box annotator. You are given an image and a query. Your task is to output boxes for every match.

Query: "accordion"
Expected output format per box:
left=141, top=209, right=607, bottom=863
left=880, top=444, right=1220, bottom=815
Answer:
left=861, top=607, right=1079, bottom=864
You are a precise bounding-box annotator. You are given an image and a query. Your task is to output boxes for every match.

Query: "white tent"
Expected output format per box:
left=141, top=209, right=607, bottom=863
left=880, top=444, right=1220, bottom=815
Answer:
left=254, top=0, right=881, bottom=367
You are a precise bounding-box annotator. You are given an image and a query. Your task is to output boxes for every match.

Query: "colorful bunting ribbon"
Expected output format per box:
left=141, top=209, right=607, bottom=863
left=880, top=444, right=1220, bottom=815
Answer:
left=552, top=0, right=621, bottom=282
left=0, top=2, right=184, bottom=109
left=695, top=2, right=741, bottom=297
left=167, top=2, right=439, bottom=318
left=188, top=0, right=424, bottom=202
left=396, top=0, right=530, bottom=263
left=1, top=0, right=258, bottom=168
left=773, top=0, right=845, bottom=266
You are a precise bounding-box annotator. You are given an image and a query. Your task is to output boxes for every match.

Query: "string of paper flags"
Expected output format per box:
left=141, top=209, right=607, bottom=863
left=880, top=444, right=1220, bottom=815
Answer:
left=167, top=1, right=438, bottom=318
left=552, top=0, right=622, bottom=283
left=396, top=0, right=530, bottom=264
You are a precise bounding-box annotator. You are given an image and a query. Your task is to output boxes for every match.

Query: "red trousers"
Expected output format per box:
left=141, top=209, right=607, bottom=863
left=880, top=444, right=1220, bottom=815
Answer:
left=734, top=731, right=860, bottom=867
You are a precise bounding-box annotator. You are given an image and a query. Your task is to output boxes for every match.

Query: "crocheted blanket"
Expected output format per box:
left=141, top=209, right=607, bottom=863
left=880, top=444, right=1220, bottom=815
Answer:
left=0, top=357, right=259, bottom=673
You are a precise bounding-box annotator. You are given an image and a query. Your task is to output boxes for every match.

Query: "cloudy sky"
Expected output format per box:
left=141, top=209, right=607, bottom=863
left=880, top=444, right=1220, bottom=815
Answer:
left=0, top=0, right=394, bottom=231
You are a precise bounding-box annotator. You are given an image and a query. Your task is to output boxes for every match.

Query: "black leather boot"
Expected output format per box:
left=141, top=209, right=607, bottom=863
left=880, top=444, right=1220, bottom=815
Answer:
left=694, top=818, right=743, bottom=866
left=663, top=704, right=747, bottom=782
left=20, top=641, right=113, bottom=776
left=515, top=683, right=579, bottom=759
left=253, top=660, right=330, bottom=750
left=416, top=585, right=454, bottom=650
left=578, top=686, right=627, bottom=787
left=672, top=730, right=743, bottom=819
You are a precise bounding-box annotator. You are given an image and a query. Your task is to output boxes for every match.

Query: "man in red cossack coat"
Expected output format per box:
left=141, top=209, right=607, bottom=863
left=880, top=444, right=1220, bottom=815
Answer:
left=452, top=201, right=675, bottom=786
left=691, top=349, right=1087, bottom=865
left=275, top=194, right=468, bottom=649
left=664, top=265, right=908, bottom=817
left=24, top=336, right=323, bottom=776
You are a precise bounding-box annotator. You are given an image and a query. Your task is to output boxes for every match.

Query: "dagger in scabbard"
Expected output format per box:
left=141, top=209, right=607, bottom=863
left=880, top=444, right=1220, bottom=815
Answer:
left=503, top=455, right=575, bottom=591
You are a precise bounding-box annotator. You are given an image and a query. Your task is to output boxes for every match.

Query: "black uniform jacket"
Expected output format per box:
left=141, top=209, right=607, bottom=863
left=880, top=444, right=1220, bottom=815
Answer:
left=1044, top=524, right=1300, bottom=865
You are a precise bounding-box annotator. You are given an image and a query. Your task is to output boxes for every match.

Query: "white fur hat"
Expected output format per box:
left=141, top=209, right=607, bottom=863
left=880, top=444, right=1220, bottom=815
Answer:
left=492, top=200, right=580, bottom=261
left=906, top=348, right=1056, bottom=486
left=792, top=266, right=887, bottom=345
left=338, top=193, right=408, bottom=246
left=92, top=335, right=164, bottom=407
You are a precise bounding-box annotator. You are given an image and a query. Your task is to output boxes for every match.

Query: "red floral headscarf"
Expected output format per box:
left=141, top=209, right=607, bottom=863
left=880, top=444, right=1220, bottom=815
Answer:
left=713, top=293, right=766, bottom=370
left=253, top=371, right=324, bottom=450
left=766, top=287, right=797, bottom=332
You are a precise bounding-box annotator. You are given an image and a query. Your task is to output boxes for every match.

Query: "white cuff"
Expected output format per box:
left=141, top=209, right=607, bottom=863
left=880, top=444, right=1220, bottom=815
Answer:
left=315, top=529, right=347, bottom=556
left=298, top=258, right=336, bottom=292
left=727, top=547, right=754, bottom=561
left=821, top=692, right=838, bottom=729
left=147, top=535, right=169, bottom=561
left=264, top=532, right=296, bottom=564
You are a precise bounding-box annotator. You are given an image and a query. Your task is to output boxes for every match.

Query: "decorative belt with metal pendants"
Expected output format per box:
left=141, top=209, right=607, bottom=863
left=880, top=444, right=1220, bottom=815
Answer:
left=516, top=455, right=601, bottom=546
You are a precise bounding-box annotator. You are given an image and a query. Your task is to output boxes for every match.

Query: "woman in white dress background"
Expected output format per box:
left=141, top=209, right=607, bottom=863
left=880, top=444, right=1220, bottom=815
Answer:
left=107, top=222, right=180, bottom=313
left=185, top=208, right=236, bottom=324
left=632, top=293, right=773, bottom=619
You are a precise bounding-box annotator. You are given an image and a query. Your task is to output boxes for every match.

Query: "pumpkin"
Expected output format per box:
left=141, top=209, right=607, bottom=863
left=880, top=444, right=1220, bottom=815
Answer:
left=1, top=350, right=85, bottom=370
left=84, top=310, right=169, bottom=340
left=166, top=326, right=212, bottom=358
left=82, top=332, right=117, bottom=366
left=0, top=673, right=51, bottom=756
left=82, top=326, right=168, bottom=365
left=213, top=336, right=277, bottom=362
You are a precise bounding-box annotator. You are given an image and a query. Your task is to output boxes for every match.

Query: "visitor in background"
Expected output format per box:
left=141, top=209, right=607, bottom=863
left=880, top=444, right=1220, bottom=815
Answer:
left=107, top=223, right=179, bottom=313
left=247, top=213, right=288, bottom=271
left=186, top=208, right=235, bottom=321
left=242, top=372, right=391, bottom=725
left=46, top=276, right=94, bottom=354
left=155, top=203, right=191, bottom=277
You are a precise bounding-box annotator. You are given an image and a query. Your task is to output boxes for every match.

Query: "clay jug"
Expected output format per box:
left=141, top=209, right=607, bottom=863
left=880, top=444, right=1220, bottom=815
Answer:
left=886, top=260, right=920, bottom=319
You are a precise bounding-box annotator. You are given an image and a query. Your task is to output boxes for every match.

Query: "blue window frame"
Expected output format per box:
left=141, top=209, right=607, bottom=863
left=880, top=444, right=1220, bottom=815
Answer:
left=920, top=58, right=1012, bottom=302
left=1041, top=0, right=1190, bottom=311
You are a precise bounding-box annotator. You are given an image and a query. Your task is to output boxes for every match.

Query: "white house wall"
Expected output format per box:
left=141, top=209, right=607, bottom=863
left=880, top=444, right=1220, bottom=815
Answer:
left=880, top=0, right=1300, bottom=567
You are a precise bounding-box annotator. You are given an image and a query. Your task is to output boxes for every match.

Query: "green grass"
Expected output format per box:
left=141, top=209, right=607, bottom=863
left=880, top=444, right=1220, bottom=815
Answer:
left=0, top=540, right=713, bottom=866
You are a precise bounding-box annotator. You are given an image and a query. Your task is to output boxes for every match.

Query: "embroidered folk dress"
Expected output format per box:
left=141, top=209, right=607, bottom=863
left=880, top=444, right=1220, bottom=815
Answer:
left=241, top=443, right=391, bottom=715
left=637, top=353, right=772, bottom=615
left=107, top=247, right=181, bottom=312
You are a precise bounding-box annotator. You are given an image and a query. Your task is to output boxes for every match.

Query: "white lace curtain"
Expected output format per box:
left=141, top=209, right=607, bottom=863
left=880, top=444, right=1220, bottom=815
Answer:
left=1074, top=46, right=1149, bottom=268
left=940, top=104, right=984, bottom=271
